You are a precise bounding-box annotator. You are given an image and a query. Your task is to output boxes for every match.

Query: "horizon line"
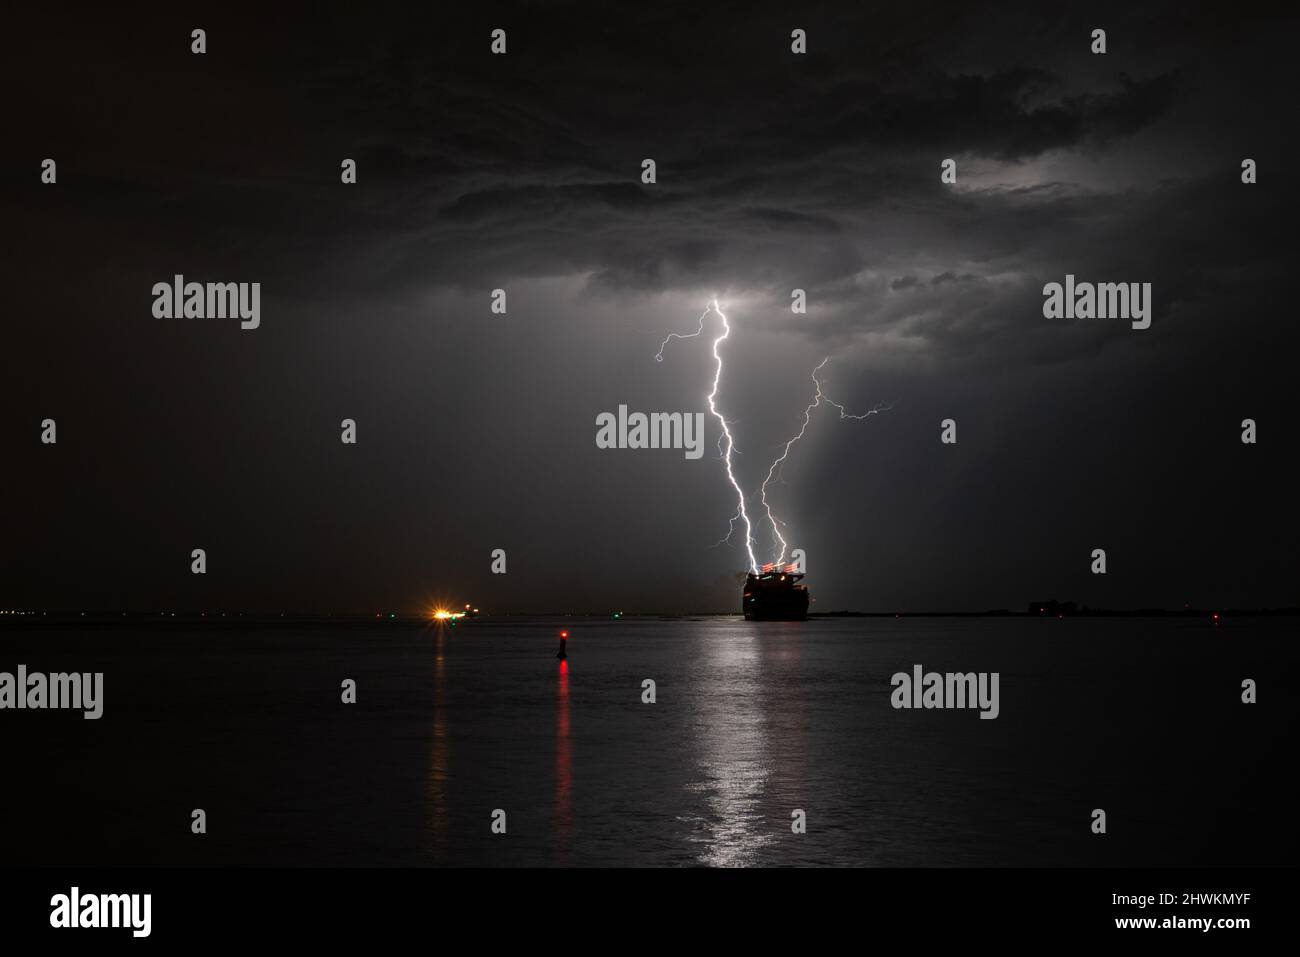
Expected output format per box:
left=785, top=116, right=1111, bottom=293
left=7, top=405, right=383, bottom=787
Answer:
left=2, top=606, right=1298, bottom=622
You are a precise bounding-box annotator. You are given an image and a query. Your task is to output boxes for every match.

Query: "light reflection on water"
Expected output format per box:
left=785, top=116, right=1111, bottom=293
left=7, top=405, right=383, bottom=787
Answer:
left=398, top=616, right=1291, bottom=867
left=681, top=621, right=811, bottom=864
left=683, top=630, right=776, bottom=866
left=7, top=617, right=1290, bottom=866
left=554, top=659, right=573, bottom=862
left=425, top=625, right=449, bottom=851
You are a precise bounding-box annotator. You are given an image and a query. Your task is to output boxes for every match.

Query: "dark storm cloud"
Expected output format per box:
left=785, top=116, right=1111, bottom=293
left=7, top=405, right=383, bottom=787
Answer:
left=5, top=1, right=1207, bottom=348
left=759, top=68, right=1179, bottom=161
left=345, top=65, right=1181, bottom=285
left=188, top=6, right=1204, bottom=374
left=739, top=208, right=843, bottom=233
left=437, top=182, right=664, bottom=222
left=10, top=5, right=1188, bottom=286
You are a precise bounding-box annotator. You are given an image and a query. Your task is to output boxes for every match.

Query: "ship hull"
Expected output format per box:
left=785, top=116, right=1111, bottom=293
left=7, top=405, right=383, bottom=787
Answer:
left=742, top=584, right=809, bottom=621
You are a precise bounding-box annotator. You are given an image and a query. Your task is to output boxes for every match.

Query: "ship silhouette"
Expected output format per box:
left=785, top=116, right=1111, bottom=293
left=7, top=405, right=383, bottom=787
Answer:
left=742, top=562, right=809, bottom=620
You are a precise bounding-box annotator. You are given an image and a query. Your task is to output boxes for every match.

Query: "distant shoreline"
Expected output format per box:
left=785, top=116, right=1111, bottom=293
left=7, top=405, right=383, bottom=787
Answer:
left=2, top=607, right=1297, bottom=626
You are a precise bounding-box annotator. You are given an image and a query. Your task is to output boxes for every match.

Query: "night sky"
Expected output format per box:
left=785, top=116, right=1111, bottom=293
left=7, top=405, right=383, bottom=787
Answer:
left=4, top=3, right=1297, bottom=614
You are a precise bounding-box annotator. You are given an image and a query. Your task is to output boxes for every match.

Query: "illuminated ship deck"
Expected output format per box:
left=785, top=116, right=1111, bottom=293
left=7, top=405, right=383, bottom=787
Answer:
left=742, top=562, right=809, bottom=621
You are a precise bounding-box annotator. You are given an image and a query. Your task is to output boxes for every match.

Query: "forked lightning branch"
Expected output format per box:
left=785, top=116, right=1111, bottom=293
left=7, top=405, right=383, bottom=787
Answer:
left=644, top=300, right=890, bottom=572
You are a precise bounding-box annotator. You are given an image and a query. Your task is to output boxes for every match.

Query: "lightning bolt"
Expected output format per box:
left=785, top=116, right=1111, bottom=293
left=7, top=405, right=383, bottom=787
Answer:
left=760, top=358, right=891, bottom=564
left=655, top=306, right=711, bottom=362
left=657, top=303, right=888, bottom=573
left=657, top=300, right=759, bottom=572
left=707, top=301, right=759, bottom=573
